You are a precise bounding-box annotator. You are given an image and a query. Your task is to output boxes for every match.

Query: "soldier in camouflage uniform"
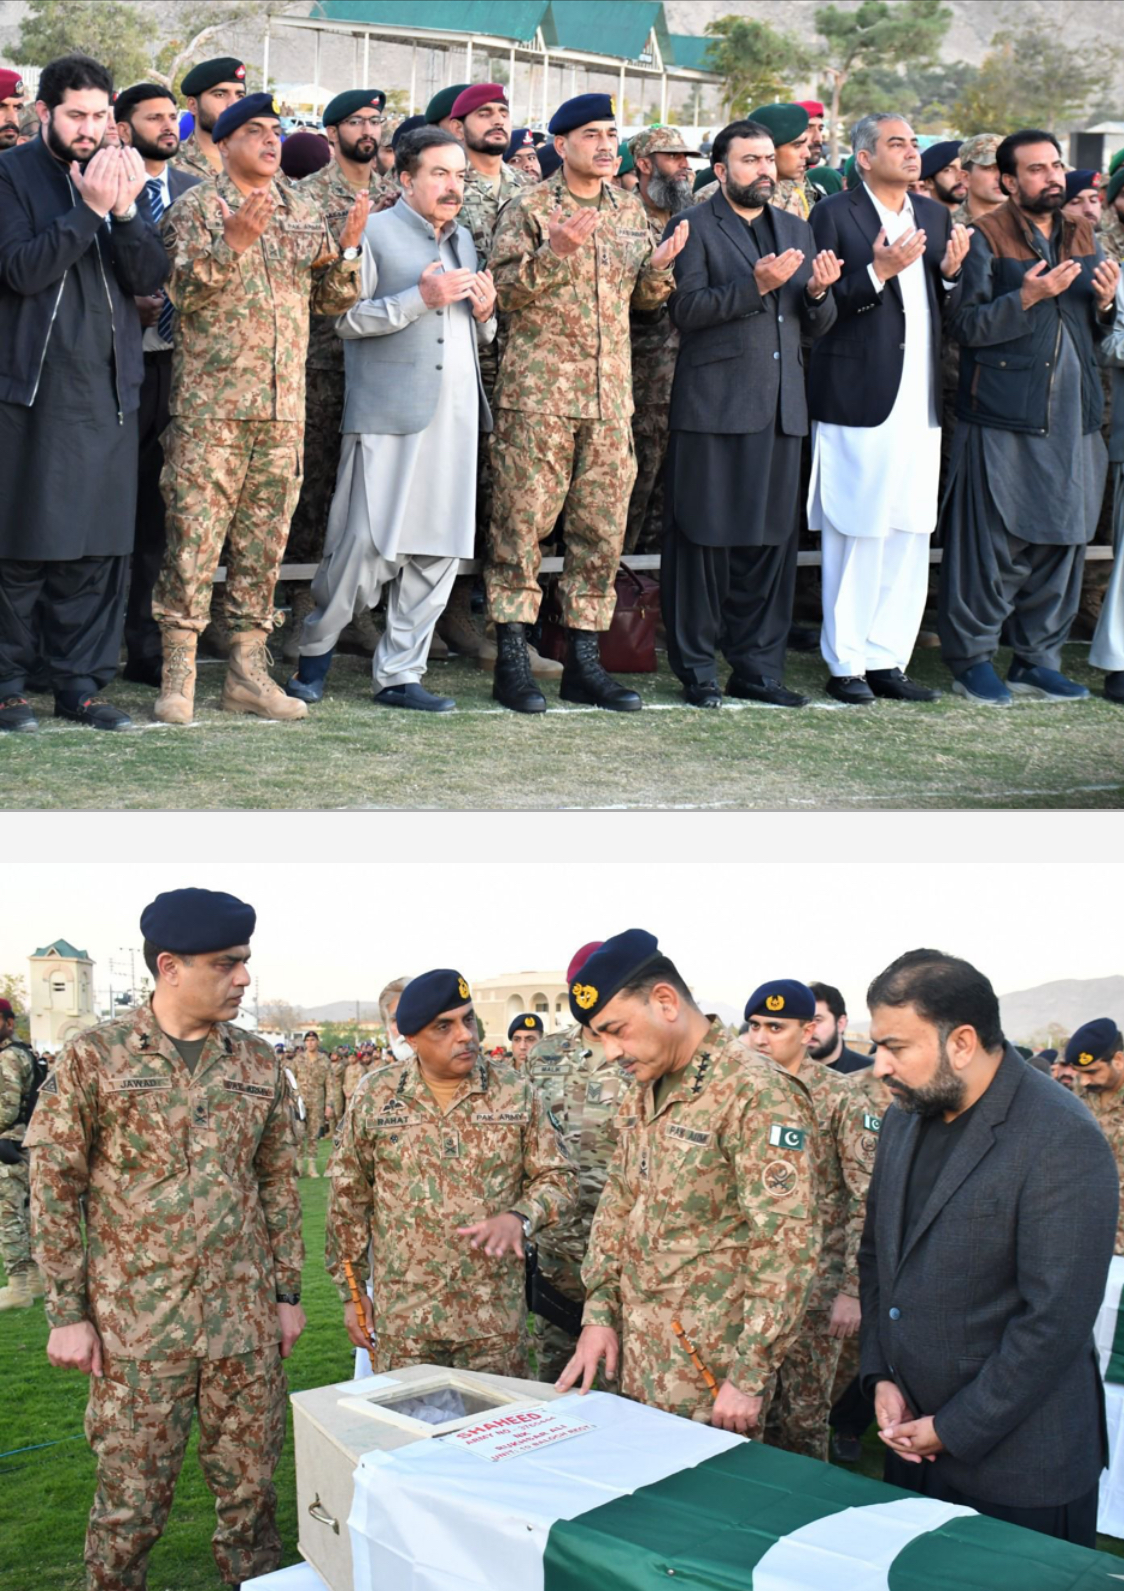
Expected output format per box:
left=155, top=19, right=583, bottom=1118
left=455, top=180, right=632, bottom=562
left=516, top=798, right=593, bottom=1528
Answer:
left=326, top=968, right=577, bottom=1376
left=485, top=93, right=689, bottom=714
left=293, top=1031, right=332, bottom=1176
left=741, top=980, right=879, bottom=1461
left=694, top=103, right=817, bottom=217
left=174, top=57, right=247, bottom=181
left=25, top=888, right=304, bottom=1591
left=507, top=1011, right=544, bottom=1070
left=0, top=997, right=41, bottom=1309
left=557, top=932, right=822, bottom=1433
left=152, top=93, right=364, bottom=726
left=343, top=1047, right=373, bottom=1106
left=625, top=127, right=699, bottom=554
left=950, top=134, right=1003, bottom=231
left=1066, top=1020, right=1124, bottom=1253
left=1100, top=169, right=1124, bottom=266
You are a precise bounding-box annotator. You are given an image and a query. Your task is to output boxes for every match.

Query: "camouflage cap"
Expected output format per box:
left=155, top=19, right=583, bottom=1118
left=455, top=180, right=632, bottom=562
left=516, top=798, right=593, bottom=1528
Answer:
left=959, top=134, right=1000, bottom=169
left=630, top=125, right=700, bottom=160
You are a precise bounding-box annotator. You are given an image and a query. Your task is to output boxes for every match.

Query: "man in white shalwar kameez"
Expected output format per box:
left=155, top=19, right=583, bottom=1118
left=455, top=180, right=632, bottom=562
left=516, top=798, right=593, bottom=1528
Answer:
left=285, top=127, right=496, bottom=713
left=806, top=114, right=971, bottom=705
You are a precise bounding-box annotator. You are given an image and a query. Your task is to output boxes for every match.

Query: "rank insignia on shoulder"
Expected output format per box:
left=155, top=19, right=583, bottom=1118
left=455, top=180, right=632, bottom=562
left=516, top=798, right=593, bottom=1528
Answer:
left=862, top=1112, right=882, bottom=1132
left=768, top=1123, right=806, bottom=1150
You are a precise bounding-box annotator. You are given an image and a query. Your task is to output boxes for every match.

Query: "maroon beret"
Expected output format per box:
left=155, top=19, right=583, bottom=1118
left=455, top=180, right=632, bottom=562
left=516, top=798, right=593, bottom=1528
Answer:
left=0, top=69, right=25, bottom=101
left=0, top=998, right=14, bottom=1019
left=450, top=83, right=507, bottom=120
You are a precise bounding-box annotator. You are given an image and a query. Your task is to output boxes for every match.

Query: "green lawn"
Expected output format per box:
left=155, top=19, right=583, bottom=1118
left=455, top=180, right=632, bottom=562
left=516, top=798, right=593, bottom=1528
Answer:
left=6, top=643, right=1123, bottom=811
left=1, top=1137, right=1121, bottom=1590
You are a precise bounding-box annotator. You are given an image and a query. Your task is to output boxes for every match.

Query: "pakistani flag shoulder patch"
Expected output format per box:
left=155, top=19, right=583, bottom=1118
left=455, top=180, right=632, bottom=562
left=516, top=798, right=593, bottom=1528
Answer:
left=863, top=1111, right=882, bottom=1132
left=768, top=1123, right=806, bottom=1151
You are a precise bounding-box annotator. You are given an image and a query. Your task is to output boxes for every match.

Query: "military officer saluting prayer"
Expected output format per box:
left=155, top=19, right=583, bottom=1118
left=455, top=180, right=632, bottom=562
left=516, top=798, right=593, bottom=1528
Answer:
left=507, top=1011, right=544, bottom=1069
left=558, top=930, right=823, bottom=1433
left=326, top=969, right=577, bottom=1376
left=25, top=888, right=304, bottom=1591
left=1066, top=1019, right=1124, bottom=1254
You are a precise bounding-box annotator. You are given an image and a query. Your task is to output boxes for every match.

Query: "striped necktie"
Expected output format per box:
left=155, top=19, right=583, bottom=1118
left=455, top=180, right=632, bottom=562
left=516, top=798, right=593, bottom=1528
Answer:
left=143, top=178, right=175, bottom=344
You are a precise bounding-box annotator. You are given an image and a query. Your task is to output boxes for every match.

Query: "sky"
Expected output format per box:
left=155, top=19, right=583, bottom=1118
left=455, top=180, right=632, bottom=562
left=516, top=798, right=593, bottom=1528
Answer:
left=5, top=859, right=1120, bottom=1021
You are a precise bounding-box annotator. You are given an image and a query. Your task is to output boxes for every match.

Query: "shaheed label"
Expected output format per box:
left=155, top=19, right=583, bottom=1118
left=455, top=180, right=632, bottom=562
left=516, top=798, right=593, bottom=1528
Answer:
left=768, top=1124, right=806, bottom=1151
left=447, top=1403, right=594, bottom=1463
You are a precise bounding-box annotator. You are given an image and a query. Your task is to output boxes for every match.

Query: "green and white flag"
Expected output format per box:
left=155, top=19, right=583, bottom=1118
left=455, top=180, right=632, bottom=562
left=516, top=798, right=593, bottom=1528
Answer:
left=348, top=1392, right=1124, bottom=1591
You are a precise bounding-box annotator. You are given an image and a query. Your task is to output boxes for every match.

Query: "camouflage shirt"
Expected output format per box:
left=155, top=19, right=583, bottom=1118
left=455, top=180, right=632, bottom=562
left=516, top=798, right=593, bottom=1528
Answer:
left=299, top=159, right=385, bottom=372
left=1085, top=1084, right=1124, bottom=1254
left=489, top=168, right=676, bottom=422
left=459, top=159, right=529, bottom=266
left=1099, top=205, right=1124, bottom=266
left=325, top=1054, right=578, bottom=1340
left=343, top=1057, right=371, bottom=1101
left=174, top=131, right=221, bottom=182
left=162, top=171, right=361, bottom=422
left=582, top=1021, right=823, bottom=1412
left=0, top=1036, right=34, bottom=1144
left=630, top=200, right=679, bottom=410
left=24, top=999, right=303, bottom=1359
left=789, top=1057, right=879, bottom=1308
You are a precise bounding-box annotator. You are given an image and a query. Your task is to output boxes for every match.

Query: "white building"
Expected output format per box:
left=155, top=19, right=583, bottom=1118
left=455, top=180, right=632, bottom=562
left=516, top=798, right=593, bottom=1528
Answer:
left=29, top=938, right=98, bottom=1053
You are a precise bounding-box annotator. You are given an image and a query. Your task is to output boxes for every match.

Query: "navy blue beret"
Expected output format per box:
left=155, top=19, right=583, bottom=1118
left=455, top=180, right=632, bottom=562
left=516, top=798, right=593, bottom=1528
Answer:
left=568, top=928, right=660, bottom=1025
left=508, top=1012, right=544, bottom=1040
left=920, top=139, right=962, bottom=180
left=212, top=91, right=281, bottom=144
left=1035, top=1048, right=1058, bottom=1064
left=1066, top=1018, right=1123, bottom=1068
left=538, top=144, right=563, bottom=179
left=392, top=113, right=426, bottom=151
left=1064, top=168, right=1100, bottom=203
left=507, top=126, right=539, bottom=161
left=744, top=979, right=816, bottom=1022
left=549, top=93, right=617, bottom=137
left=140, top=888, right=256, bottom=953
left=397, top=969, right=473, bottom=1036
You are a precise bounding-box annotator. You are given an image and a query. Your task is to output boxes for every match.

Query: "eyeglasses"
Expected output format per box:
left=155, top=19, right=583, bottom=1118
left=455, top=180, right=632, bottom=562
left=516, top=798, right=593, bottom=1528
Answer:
left=342, top=115, right=385, bottom=129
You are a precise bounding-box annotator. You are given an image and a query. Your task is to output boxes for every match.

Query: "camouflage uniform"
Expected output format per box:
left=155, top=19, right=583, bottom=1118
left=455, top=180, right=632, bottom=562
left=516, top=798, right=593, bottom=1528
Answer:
left=0, top=1033, right=35, bottom=1279
left=486, top=169, right=675, bottom=629
left=626, top=194, right=677, bottom=554
left=24, top=1000, right=303, bottom=1591
left=326, top=1054, right=577, bottom=1376
left=763, top=1059, right=879, bottom=1460
left=1099, top=205, right=1124, bottom=267
left=582, top=1023, right=823, bottom=1421
left=153, top=173, right=361, bottom=634
left=1085, top=1086, right=1124, bottom=1254
left=173, top=132, right=220, bottom=182
left=294, top=1045, right=330, bottom=1171
left=343, top=1054, right=370, bottom=1104
left=526, top=1023, right=632, bottom=1381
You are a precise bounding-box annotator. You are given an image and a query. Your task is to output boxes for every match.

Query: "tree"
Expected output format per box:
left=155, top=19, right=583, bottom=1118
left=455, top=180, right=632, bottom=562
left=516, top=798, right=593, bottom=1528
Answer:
left=17, top=0, right=157, bottom=87
left=259, top=999, right=304, bottom=1036
left=838, top=59, right=977, bottom=133
left=704, top=16, right=817, bottom=118
left=952, top=20, right=1110, bottom=136
left=814, top=0, right=953, bottom=162
left=0, top=974, right=31, bottom=1043
left=152, top=0, right=290, bottom=96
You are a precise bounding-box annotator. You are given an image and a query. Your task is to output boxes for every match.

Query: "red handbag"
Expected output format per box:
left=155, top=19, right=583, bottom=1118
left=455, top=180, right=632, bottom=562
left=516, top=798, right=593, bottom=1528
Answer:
left=538, top=566, right=660, bottom=673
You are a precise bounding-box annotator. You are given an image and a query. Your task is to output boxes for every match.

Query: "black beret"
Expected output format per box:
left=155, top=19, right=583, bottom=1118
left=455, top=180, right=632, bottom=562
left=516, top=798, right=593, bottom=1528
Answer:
left=181, top=58, right=246, bottom=98
left=392, top=113, right=426, bottom=151
left=1064, top=168, right=1100, bottom=203
left=744, top=979, right=816, bottom=1022
left=425, top=84, right=470, bottom=125
left=212, top=91, right=280, bottom=144
left=508, top=1012, right=544, bottom=1040
left=397, top=969, right=473, bottom=1036
left=538, top=144, right=563, bottom=179
left=323, top=88, right=386, bottom=127
left=1036, top=1048, right=1059, bottom=1064
left=920, top=139, right=962, bottom=180
left=140, top=888, right=256, bottom=953
left=568, top=929, right=660, bottom=1025
left=549, top=93, right=616, bottom=137
left=747, top=102, right=809, bottom=149
left=1066, top=1018, right=1123, bottom=1068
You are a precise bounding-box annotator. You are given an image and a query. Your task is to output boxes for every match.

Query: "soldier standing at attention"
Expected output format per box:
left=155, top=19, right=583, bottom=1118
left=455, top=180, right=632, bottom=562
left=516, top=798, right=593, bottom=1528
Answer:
left=0, top=997, right=42, bottom=1310
left=326, top=969, right=577, bottom=1376
left=742, top=979, right=879, bottom=1460
left=507, top=1011, right=544, bottom=1069
left=25, top=888, right=304, bottom=1591
left=557, top=931, right=822, bottom=1432
left=1066, top=1019, right=1124, bottom=1254
left=294, top=1030, right=331, bottom=1176
left=175, top=58, right=247, bottom=179
left=151, top=93, right=366, bottom=726
left=485, top=93, right=690, bottom=715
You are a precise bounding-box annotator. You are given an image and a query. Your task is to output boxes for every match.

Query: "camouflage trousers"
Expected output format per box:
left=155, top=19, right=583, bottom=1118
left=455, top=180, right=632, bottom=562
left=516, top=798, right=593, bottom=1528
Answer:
left=295, top=1058, right=329, bottom=1163
left=154, top=418, right=305, bottom=634
left=763, top=1308, right=845, bottom=1461
left=372, top=1332, right=528, bottom=1379
left=0, top=1155, right=30, bottom=1274
left=487, top=409, right=636, bottom=630
left=530, top=1245, right=583, bottom=1386
left=625, top=403, right=669, bottom=555
left=285, top=369, right=344, bottom=569
left=84, top=1345, right=286, bottom=1591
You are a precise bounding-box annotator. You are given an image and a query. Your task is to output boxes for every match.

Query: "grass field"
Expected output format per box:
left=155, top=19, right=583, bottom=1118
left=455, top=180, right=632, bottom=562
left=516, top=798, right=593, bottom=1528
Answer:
left=2, top=1134, right=1123, bottom=1589
left=6, top=641, right=1123, bottom=812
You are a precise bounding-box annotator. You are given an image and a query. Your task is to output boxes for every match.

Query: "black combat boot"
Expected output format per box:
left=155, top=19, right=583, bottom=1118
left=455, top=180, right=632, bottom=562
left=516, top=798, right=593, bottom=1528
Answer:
left=492, top=622, right=547, bottom=714
left=561, top=629, right=641, bottom=712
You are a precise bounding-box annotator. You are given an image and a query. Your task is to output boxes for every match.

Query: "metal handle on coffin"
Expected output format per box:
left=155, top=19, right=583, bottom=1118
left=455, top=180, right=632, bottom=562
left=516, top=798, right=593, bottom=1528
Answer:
left=308, top=1495, right=340, bottom=1535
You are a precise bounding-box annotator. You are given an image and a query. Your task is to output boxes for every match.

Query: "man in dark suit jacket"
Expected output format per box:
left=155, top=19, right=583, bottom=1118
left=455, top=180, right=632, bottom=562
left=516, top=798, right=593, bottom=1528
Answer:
left=115, top=83, right=202, bottom=687
left=859, top=947, right=1118, bottom=1546
left=662, top=118, right=838, bottom=709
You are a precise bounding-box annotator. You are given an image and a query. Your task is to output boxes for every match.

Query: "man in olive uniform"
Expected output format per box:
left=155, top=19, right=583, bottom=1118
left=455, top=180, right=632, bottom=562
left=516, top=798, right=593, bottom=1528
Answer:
left=0, top=996, right=42, bottom=1309
left=294, top=1030, right=331, bottom=1176
left=152, top=93, right=365, bottom=726
left=507, top=1011, right=544, bottom=1069
left=1067, top=1019, right=1124, bottom=1254
left=25, top=888, right=304, bottom=1591
left=175, top=58, right=247, bottom=179
left=951, top=134, right=1003, bottom=230
left=742, top=979, right=879, bottom=1460
left=626, top=126, right=699, bottom=554
left=558, top=931, right=822, bottom=1435
left=485, top=93, right=689, bottom=715
left=327, top=968, right=577, bottom=1376
left=343, top=1046, right=373, bottom=1106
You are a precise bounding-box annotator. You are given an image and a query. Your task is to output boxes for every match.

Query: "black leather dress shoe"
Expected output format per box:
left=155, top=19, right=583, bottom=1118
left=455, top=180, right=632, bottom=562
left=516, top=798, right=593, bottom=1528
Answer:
left=374, top=682, right=455, bottom=713
left=825, top=674, right=875, bottom=705
left=1105, top=672, right=1124, bottom=705
left=726, top=674, right=808, bottom=708
left=683, top=681, right=722, bottom=708
left=0, top=695, right=38, bottom=733
left=122, top=656, right=164, bottom=688
left=54, top=695, right=133, bottom=730
left=786, top=624, right=821, bottom=653
left=866, top=667, right=941, bottom=702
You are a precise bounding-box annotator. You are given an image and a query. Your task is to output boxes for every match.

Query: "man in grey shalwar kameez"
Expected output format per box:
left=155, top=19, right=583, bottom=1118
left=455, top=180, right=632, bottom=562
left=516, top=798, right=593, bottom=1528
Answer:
left=937, top=129, right=1119, bottom=704
left=285, top=127, right=496, bottom=712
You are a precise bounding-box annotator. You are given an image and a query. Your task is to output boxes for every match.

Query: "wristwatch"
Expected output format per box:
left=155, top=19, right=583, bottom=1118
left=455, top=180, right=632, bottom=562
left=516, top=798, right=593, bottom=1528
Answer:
left=342, top=244, right=361, bottom=261
left=276, top=1291, right=301, bottom=1305
left=112, top=203, right=138, bottom=223
left=508, top=1211, right=533, bottom=1241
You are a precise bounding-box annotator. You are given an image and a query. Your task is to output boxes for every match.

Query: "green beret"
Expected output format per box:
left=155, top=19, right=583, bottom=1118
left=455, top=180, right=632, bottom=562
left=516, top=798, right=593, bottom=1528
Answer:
left=1111, top=148, right=1124, bottom=178
left=692, top=164, right=714, bottom=193
left=1106, top=168, right=1124, bottom=208
left=425, top=84, right=469, bottom=124
left=323, top=88, right=386, bottom=126
left=617, top=142, right=635, bottom=175
left=808, top=164, right=843, bottom=195
left=748, top=102, right=809, bottom=149
left=181, top=57, right=246, bottom=98
left=844, top=153, right=860, bottom=190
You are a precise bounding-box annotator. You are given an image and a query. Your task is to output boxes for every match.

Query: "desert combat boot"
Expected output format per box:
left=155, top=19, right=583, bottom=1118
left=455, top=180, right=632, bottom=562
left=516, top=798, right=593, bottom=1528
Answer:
left=154, top=628, right=199, bottom=724
left=222, top=629, right=308, bottom=720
